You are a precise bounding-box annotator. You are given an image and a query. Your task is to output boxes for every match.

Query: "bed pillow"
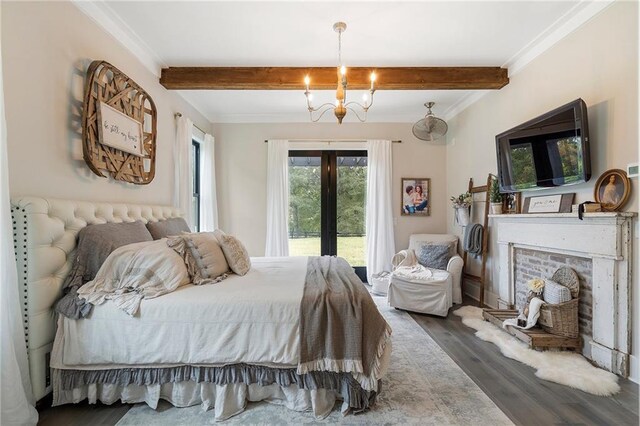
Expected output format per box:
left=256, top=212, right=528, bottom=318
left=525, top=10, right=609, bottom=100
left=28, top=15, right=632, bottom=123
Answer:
left=416, top=242, right=454, bottom=270
left=147, top=217, right=190, bottom=240
left=213, top=229, right=251, bottom=276
left=167, top=233, right=230, bottom=285
left=77, top=239, right=190, bottom=316
left=55, top=221, right=154, bottom=319
left=64, top=221, right=154, bottom=289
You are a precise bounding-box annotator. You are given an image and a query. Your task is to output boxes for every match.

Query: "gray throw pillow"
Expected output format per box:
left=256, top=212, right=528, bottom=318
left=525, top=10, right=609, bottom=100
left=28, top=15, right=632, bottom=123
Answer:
left=417, top=243, right=454, bottom=270
left=146, top=217, right=190, bottom=240
left=56, top=221, right=153, bottom=319
left=65, top=221, right=154, bottom=287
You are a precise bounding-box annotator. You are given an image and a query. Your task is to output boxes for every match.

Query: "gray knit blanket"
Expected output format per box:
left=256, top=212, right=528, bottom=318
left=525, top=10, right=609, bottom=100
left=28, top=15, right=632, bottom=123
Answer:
left=464, top=223, right=484, bottom=256
left=298, top=256, right=392, bottom=387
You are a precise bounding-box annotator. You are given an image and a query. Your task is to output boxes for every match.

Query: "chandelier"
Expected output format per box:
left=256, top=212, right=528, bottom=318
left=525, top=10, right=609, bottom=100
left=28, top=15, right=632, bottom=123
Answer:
left=304, top=22, right=376, bottom=124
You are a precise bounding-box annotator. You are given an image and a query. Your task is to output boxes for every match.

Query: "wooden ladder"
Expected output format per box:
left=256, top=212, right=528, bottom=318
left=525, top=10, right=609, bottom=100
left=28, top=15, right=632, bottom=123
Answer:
left=462, top=173, right=495, bottom=307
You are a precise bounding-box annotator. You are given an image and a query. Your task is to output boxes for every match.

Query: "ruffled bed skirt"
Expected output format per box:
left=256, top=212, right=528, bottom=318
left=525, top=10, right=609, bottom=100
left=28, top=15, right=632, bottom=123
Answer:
left=53, top=375, right=347, bottom=421
left=51, top=365, right=380, bottom=421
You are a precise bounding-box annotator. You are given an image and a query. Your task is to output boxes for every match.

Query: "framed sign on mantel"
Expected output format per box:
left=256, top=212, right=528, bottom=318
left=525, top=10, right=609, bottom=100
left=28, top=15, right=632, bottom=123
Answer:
left=522, top=193, right=574, bottom=213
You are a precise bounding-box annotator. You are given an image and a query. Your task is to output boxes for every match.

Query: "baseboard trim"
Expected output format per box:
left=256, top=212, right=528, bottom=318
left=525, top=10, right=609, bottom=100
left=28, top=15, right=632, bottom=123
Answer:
left=462, top=279, right=499, bottom=308
left=629, top=354, right=639, bottom=384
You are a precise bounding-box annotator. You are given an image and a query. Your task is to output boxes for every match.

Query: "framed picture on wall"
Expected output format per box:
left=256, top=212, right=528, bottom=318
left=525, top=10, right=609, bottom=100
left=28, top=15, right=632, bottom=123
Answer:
left=401, top=178, right=430, bottom=216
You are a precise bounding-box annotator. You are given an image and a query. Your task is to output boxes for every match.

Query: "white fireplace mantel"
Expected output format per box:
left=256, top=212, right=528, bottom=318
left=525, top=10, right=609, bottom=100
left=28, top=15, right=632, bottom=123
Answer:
left=490, top=212, right=636, bottom=377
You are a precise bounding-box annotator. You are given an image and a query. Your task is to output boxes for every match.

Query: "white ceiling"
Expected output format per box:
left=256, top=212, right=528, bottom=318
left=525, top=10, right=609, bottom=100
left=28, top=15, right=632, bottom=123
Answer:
left=88, top=1, right=609, bottom=123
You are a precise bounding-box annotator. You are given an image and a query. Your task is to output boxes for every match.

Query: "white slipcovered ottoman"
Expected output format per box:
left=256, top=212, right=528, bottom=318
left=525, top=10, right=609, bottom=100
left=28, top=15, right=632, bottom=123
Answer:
left=387, top=268, right=453, bottom=317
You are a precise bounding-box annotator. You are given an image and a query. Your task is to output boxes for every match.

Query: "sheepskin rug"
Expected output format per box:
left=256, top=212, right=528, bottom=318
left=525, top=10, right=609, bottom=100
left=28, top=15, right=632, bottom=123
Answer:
left=453, top=305, right=620, bottom=396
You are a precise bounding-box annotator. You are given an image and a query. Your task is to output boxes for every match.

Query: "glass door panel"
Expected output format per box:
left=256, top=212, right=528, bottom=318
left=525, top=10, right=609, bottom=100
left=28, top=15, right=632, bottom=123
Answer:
left=287, top=150, right=368, bottom=282
left=336, top=155, right=367, bottom=268
left=288, top=154, right=322, bottom=257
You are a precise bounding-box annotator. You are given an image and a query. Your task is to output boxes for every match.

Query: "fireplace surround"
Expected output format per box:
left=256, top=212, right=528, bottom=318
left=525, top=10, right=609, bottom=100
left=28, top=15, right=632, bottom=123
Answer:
left=491, top=212, right=635, bottom=377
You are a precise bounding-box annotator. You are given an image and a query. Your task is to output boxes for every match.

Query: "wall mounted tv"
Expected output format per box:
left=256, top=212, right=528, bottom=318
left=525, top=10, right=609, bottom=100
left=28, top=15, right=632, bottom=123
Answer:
left=496, top=98, right=590, bottom=192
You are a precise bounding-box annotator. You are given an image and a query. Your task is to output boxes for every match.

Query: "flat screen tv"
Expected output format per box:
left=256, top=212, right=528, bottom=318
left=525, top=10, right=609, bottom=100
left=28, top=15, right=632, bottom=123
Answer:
left=496, top=99, right=590, bottom=192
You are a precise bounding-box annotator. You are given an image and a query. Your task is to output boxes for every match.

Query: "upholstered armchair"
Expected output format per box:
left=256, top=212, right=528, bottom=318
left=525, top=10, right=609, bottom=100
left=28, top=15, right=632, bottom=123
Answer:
left=407, top=234, right=463, bottom=304
left=388, top=233, right=464, bottom=317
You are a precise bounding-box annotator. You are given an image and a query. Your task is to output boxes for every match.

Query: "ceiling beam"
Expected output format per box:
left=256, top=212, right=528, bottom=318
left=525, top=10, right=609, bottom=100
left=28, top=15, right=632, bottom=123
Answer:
left=160, top=67, right=509, bottom=90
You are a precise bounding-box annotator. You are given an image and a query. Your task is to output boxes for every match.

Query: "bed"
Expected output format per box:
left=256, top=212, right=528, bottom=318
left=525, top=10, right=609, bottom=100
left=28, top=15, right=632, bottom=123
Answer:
left=11, top=197, right=391, bottom=420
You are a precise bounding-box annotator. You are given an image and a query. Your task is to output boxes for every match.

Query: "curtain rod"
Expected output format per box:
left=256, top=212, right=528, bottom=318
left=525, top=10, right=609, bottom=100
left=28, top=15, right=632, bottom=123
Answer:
left=175, top=113, right=207, bottom=135
left=263, top=139, right=401, bottom=143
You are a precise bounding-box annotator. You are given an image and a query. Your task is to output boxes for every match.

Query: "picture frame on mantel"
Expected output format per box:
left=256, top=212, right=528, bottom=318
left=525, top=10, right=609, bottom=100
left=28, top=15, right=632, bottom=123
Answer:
left=502, top=192, right=522, bottom=214
left=522, top=193, right=574, bottom=214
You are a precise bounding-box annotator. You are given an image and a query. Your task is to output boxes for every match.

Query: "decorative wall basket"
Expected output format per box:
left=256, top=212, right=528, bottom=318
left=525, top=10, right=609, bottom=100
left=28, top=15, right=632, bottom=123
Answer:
left=82, top=60, right=157, bottom=184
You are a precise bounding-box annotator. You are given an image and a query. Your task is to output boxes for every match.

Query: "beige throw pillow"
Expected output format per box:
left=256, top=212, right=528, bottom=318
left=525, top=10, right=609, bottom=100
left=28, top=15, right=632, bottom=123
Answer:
left=167, top=232, right=230, bottom=285
left=213, top=229, right=251, bottom=276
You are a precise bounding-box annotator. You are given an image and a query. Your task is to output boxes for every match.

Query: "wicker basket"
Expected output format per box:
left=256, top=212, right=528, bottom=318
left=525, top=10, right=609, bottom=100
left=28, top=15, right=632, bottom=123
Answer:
left=537, top=267, right=580, bottom=338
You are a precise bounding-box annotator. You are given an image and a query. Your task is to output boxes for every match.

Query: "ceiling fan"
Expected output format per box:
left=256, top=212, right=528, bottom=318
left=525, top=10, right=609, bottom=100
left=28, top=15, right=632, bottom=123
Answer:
left=412, top=102, right=448, bottom=143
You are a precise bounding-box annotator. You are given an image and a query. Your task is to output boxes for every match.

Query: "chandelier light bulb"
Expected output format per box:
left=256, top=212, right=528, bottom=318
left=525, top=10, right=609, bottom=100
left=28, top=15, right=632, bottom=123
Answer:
left=340, top=65, right=347, bottom=76
left=370, top=72, right=376, bottom=82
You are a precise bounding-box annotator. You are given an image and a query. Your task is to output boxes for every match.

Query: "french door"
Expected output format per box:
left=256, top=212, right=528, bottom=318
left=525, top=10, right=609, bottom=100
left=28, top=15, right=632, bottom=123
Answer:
left=288, top=150, right=368, bottom=281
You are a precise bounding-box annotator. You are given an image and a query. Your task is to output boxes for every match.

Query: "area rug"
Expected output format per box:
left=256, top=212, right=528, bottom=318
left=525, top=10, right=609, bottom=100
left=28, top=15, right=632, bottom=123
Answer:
left=116, top=297, right=512, bottom=425
left=453, top=305, right=620, bottom=396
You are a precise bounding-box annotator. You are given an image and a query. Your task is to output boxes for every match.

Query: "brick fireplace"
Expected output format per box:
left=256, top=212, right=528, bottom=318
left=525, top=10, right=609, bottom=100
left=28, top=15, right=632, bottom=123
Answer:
left=492, top=212, right=635, bottom=377
left=513, top=248, right=593, bottom=347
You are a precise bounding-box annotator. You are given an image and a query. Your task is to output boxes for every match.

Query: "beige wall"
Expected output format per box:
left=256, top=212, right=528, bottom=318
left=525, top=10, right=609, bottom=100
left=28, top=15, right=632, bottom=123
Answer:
left=445, top=1, right=639, bottom=381
left=213, top=123, right=448, bottom=256
left=2, top=1, right=212, bottom=205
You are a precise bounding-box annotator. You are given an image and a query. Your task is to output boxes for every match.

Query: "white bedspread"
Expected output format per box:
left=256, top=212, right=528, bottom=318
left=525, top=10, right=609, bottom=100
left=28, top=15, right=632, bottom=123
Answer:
left=51, top=256, right=308, bottom=370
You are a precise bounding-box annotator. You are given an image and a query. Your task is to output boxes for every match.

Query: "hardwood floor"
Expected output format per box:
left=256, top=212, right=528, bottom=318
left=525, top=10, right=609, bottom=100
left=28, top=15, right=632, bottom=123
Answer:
left=36, top=300, right=639, bottom=425
left=409, top=300, right=639, bottom=426
left=37, top=397, right=130, bottom=426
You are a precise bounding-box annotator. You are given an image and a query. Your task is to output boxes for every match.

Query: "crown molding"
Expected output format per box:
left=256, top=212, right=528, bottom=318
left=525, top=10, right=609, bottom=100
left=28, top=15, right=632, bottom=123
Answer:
left=72, top=0, right=217, bottom=125
left=443, top=91, right=490, bottom=122
left=443, top=0, right=614, bottom=122
left=72, top=0, right=166, bottom=77
left=503, top=0, right=615, bottom=76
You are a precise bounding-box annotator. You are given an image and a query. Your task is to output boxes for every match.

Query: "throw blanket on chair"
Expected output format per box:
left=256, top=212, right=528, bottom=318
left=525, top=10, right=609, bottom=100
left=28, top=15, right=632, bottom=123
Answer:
left=463, top=223, right=484, bottom=256
left=298, top=256, right=392, bottom=389
left=391, top=249, right=434, bottom=281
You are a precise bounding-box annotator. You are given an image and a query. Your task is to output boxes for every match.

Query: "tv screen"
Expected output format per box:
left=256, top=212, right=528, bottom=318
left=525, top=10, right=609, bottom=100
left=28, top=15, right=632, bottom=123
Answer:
left=496, top=99, right=590, bottom=192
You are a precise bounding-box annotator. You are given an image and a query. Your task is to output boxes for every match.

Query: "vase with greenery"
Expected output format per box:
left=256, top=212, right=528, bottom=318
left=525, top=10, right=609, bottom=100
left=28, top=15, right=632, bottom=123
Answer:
left=450, top=192, right=472, bottom=226
left=489, top=178, right=503, bottom=214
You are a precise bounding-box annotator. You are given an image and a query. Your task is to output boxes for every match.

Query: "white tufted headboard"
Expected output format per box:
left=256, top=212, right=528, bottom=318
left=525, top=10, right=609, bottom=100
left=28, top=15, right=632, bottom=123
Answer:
left=10, top=197, right=183, bottom=400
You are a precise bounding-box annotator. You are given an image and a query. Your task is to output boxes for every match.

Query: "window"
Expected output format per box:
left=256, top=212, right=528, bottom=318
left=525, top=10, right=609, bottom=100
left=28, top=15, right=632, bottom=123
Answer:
left=192, top=140, right=200, bottom=231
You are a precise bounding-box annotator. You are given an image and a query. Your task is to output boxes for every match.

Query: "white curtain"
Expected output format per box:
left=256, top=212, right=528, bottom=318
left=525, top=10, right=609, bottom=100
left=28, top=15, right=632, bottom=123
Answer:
left=0, top=5, right=38, bottom=421
left=199, top=133, right=218, bottom=231
left=174, top=116, right=194, bottom=229
left=366, top=140, right=396, bottom=282
left=265, top=140, right=290, bottom=256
